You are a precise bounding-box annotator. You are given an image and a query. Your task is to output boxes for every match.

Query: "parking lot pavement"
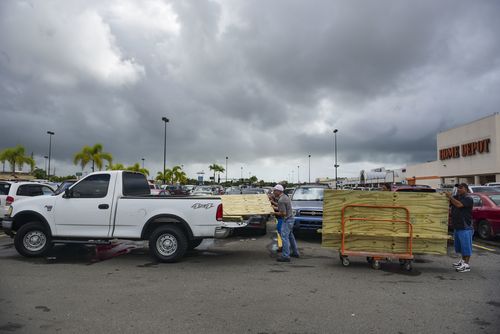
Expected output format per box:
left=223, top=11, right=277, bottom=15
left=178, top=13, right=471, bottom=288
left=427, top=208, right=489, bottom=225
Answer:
left=0, top=226, right=499, bottom=334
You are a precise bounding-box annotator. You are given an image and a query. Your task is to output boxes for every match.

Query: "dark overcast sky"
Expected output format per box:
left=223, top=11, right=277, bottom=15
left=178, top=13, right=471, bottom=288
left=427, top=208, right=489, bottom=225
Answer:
left=1, top=0, right=499, bottom=182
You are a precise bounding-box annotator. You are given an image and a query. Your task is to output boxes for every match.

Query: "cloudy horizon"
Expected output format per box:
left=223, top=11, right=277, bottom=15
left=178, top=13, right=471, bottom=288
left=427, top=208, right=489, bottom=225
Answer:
left=1, top=0, right=499, bottom=182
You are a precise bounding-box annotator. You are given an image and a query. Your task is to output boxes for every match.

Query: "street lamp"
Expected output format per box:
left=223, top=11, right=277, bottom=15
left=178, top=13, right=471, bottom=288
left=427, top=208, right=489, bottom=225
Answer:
left=297, top=165, right=300, bottom=184
left=44, top=156, right=48, bottom=178
left=161, top=117, right=169, bottom=184
left=308, top=154, right=311, bottom=183
left=225, top=156, right=228, bottom=184
left=47, top=131, right=55, bottom=180
left=240, top=166, right=243, bottom=180
left=141, top=158, right=145, bottom=169
left=333, top=129, right=339, bottom=189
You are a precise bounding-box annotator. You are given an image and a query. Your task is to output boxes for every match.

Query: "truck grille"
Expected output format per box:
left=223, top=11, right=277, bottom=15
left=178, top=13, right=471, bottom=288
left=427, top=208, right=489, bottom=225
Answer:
left=299, top=210, right=323, bottom=217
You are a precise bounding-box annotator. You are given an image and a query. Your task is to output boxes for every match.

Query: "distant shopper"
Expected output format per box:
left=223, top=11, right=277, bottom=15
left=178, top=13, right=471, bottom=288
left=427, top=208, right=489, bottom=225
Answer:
left=272, top=184, right=300, bottom=262
left=446, top=183, right=473, bottom=272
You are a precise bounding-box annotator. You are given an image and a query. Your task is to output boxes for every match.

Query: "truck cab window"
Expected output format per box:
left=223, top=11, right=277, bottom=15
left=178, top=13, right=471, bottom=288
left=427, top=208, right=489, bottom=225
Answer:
left=71, top=174, right=110, bottom=198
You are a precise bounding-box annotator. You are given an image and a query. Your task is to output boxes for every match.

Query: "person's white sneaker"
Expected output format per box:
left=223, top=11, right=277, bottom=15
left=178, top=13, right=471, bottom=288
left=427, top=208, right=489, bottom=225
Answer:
left=456, top=263, right=471, bottom=272
left=452, top=259, right=464, bottom=268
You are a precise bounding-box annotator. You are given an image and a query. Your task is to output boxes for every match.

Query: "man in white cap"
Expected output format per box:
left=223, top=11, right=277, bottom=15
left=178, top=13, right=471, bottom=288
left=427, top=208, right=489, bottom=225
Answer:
left=272, top=184, right=300, bottom=262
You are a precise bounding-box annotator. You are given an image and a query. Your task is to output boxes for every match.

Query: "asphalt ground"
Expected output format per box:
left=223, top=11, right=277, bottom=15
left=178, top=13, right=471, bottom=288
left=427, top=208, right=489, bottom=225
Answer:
left=0, top=224, right=499, bottom=334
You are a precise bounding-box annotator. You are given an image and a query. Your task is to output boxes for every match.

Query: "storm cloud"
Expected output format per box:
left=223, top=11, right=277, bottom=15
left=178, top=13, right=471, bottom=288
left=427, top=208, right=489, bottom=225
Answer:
left=1, top=0, right=499, bottom=181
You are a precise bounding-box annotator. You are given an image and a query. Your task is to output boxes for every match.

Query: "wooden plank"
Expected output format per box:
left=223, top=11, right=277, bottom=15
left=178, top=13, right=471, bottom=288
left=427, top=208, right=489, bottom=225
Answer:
left=321, top=190, right=449, bottom=255
left=220, top=194, right=274, bottom=217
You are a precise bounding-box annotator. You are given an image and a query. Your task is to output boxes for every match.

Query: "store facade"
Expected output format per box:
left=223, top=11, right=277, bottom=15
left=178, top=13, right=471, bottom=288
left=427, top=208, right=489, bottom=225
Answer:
left=405, top=113, right=500, bottom=188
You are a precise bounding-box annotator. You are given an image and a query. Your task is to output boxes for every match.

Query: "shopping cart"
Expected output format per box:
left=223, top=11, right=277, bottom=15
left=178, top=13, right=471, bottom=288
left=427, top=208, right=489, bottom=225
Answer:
left=339, top=204, right=414, bottom=271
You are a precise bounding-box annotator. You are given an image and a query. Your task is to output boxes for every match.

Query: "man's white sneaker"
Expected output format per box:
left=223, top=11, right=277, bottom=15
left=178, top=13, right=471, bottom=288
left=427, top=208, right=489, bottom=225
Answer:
left=456, top=263, right=470, bottom=272
left=452, top=259, right=464, bottom=268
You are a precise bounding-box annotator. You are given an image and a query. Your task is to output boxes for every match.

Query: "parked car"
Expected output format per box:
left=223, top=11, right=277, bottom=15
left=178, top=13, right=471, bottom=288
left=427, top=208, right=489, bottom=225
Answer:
left=468, top=185, right=500, bottom=193
left=164, top=185, right=189, bottom=196
left=0, top=181, right=55, bottom=221
left=224, top=186, right=242, bottom=195
left=284, top=188, right=295, bottom=197
left=54, top=179, right=78, bottom=195
left=191, top=186, right=215, bottom=196
left=448, top=192, right=500, bottom=240
left=485, top=182, right=500, bottom=187
left=291, top=184, right=329, bottom=232
left=148, top=181, right=162, bottom=195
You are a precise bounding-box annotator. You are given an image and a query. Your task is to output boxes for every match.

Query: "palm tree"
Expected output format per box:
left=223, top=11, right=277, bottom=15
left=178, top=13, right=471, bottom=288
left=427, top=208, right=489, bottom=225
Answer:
left=171, top=165, right=187, bottom=184
left=73, top=144, right=113, bottom=172
left=0, top=145, right=35, bottom=174
left=209, top=164, right=225, bottom=184
left=156, top=169, right=173, bottom=184
left=108, top=163, right=125, bottom=170
left=126, top=163, right=150, bottom=176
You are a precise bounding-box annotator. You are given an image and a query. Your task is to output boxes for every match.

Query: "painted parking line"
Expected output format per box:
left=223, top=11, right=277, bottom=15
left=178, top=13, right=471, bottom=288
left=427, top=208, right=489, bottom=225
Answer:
left=0, top=233, right=8, bottom=239
left=472, top=243, right=496, bottom=252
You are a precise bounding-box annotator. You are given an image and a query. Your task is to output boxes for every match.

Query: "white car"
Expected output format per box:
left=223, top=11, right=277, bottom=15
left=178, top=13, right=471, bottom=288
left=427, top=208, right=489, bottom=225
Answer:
left=0, top=181, right=55, bottom=220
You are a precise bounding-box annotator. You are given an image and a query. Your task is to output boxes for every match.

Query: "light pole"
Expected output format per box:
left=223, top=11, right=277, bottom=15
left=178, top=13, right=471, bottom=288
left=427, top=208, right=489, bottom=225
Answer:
left=161, top=117, right=169, bottom=184
left=308, top=154, right=311, bottom=183
left=141, top=158, right=145, bottom=169
left=240, top=166, right=243, bottom=180
left=297, top=165, right=300, bottom=184
left=225, top=156, right=228, bottom=184
left=47, top=131, right=55, bottom=180
left=44, top=156, right=48, bottom=178
left=333, top=129, right=339, bottom=189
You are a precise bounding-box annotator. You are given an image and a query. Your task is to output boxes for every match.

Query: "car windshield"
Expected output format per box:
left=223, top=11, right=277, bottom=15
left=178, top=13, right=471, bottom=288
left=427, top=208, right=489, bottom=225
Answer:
left=0, top=182, right=11, bottom=195
left=487, top=194, right=500, bottom=206
left=471, top=186, right=500, bottom=193
left=292, top=187, right=325, bottom=201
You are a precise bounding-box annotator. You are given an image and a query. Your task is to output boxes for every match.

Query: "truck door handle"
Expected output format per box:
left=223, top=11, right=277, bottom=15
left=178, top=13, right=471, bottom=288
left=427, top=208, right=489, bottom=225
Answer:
left=98, top=204, right=109, bottom=210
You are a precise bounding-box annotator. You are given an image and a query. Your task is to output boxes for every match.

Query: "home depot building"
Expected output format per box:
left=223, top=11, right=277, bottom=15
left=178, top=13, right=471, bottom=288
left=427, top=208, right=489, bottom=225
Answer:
left=405, top=113, right=500, bottom=188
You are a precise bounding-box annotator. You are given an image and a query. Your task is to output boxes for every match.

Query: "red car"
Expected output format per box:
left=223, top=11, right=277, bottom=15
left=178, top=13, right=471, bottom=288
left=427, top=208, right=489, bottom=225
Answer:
left=448, top=192, right=500, bottom=240
left=470, top=192, right=500, bottom=240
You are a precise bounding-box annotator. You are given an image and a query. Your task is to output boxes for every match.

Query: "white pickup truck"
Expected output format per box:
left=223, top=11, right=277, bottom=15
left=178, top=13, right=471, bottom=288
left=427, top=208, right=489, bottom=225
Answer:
left=2, top=171, right=240, bottom=262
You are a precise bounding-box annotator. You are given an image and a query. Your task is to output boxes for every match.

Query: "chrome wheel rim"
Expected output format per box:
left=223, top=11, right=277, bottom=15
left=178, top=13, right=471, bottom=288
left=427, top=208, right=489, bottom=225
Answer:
left=23, top=231, right=47, bottom=252
left=156, top=233, right=177, bottom=256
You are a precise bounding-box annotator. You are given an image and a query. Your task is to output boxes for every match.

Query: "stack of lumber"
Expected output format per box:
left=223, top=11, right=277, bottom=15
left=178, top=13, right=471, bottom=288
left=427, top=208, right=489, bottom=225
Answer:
left=322, top=190, right=450, bottom=255
left=220, top=194, right=274, bottom=221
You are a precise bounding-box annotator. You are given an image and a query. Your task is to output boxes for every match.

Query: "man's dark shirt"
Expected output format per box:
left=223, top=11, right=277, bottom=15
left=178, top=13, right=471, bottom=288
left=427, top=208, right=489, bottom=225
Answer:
left=451, top=194, right=473, bottom=230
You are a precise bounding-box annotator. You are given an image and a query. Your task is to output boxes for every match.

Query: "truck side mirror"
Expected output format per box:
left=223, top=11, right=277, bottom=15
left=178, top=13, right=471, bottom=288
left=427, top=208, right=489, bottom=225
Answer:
left=64, top=188, right=72, bottom=198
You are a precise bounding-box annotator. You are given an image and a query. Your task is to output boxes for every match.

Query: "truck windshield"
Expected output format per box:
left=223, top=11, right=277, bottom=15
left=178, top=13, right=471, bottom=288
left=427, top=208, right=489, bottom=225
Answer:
left=292, top=187, right=325, bottom=201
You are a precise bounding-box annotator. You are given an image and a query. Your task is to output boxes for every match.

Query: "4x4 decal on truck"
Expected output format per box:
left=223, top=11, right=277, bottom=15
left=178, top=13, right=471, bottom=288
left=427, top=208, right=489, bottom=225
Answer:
left=191, top=203, right=214, bottom=210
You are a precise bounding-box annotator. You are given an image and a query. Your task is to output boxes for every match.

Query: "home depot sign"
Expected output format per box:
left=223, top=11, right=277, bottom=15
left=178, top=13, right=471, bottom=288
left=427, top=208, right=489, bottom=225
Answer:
left=439, top=138, right=491, bottom=160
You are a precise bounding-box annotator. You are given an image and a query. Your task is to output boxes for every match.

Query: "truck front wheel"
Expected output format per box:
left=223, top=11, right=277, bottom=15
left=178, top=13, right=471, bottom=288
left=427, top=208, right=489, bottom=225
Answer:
left=14, top=222, right=53, bottom=257
left=149, top=225, right=188, bottom=263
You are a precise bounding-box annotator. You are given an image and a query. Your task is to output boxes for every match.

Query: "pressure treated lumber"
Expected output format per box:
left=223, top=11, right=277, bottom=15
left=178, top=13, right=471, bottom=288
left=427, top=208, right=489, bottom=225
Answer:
left=322, top=190, right=450, bottom=255
left=220, top=194, right=274, bottom=217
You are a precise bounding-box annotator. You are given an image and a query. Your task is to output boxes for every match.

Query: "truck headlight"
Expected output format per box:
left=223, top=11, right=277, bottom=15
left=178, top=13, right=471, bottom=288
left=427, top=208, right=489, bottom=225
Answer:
left=6, top=206, right=13, bottom=217
left=292, top=209, right=297, bottom=216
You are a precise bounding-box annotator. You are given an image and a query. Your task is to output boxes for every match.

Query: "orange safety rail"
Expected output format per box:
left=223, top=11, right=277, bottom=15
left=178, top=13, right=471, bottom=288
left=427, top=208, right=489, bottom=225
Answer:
left=340, top=204, right=413, bottom=259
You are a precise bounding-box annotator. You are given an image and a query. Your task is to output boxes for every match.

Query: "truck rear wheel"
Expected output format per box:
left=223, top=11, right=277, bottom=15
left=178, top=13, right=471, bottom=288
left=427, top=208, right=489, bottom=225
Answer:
left=14, top=222, right=53, bottom=257
left=149, top=225, right=188, bottom=262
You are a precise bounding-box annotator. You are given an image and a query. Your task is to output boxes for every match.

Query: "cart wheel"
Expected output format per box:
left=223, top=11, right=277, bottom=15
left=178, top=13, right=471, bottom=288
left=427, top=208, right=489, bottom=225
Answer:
left=340, top=255, right=350, bottom=267
left=404, top=261, right=412, bottom=271
left=367, top=257, right=373, bottom=264
left=371, top=260, right=381, bottom=270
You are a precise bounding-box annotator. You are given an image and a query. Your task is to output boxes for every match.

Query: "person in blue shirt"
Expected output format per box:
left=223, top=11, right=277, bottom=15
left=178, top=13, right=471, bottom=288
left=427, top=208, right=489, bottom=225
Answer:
left=446, top=183, right=473, bottom=273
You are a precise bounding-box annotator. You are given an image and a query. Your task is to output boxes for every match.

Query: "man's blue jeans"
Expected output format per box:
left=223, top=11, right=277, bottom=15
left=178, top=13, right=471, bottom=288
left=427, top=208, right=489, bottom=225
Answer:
left=281, top=217, right=299, bottom=258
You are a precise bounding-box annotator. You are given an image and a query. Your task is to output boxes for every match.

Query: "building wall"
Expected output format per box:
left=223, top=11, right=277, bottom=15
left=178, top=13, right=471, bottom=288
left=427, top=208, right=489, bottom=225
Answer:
left=406, top=113, right=500, bottom=187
